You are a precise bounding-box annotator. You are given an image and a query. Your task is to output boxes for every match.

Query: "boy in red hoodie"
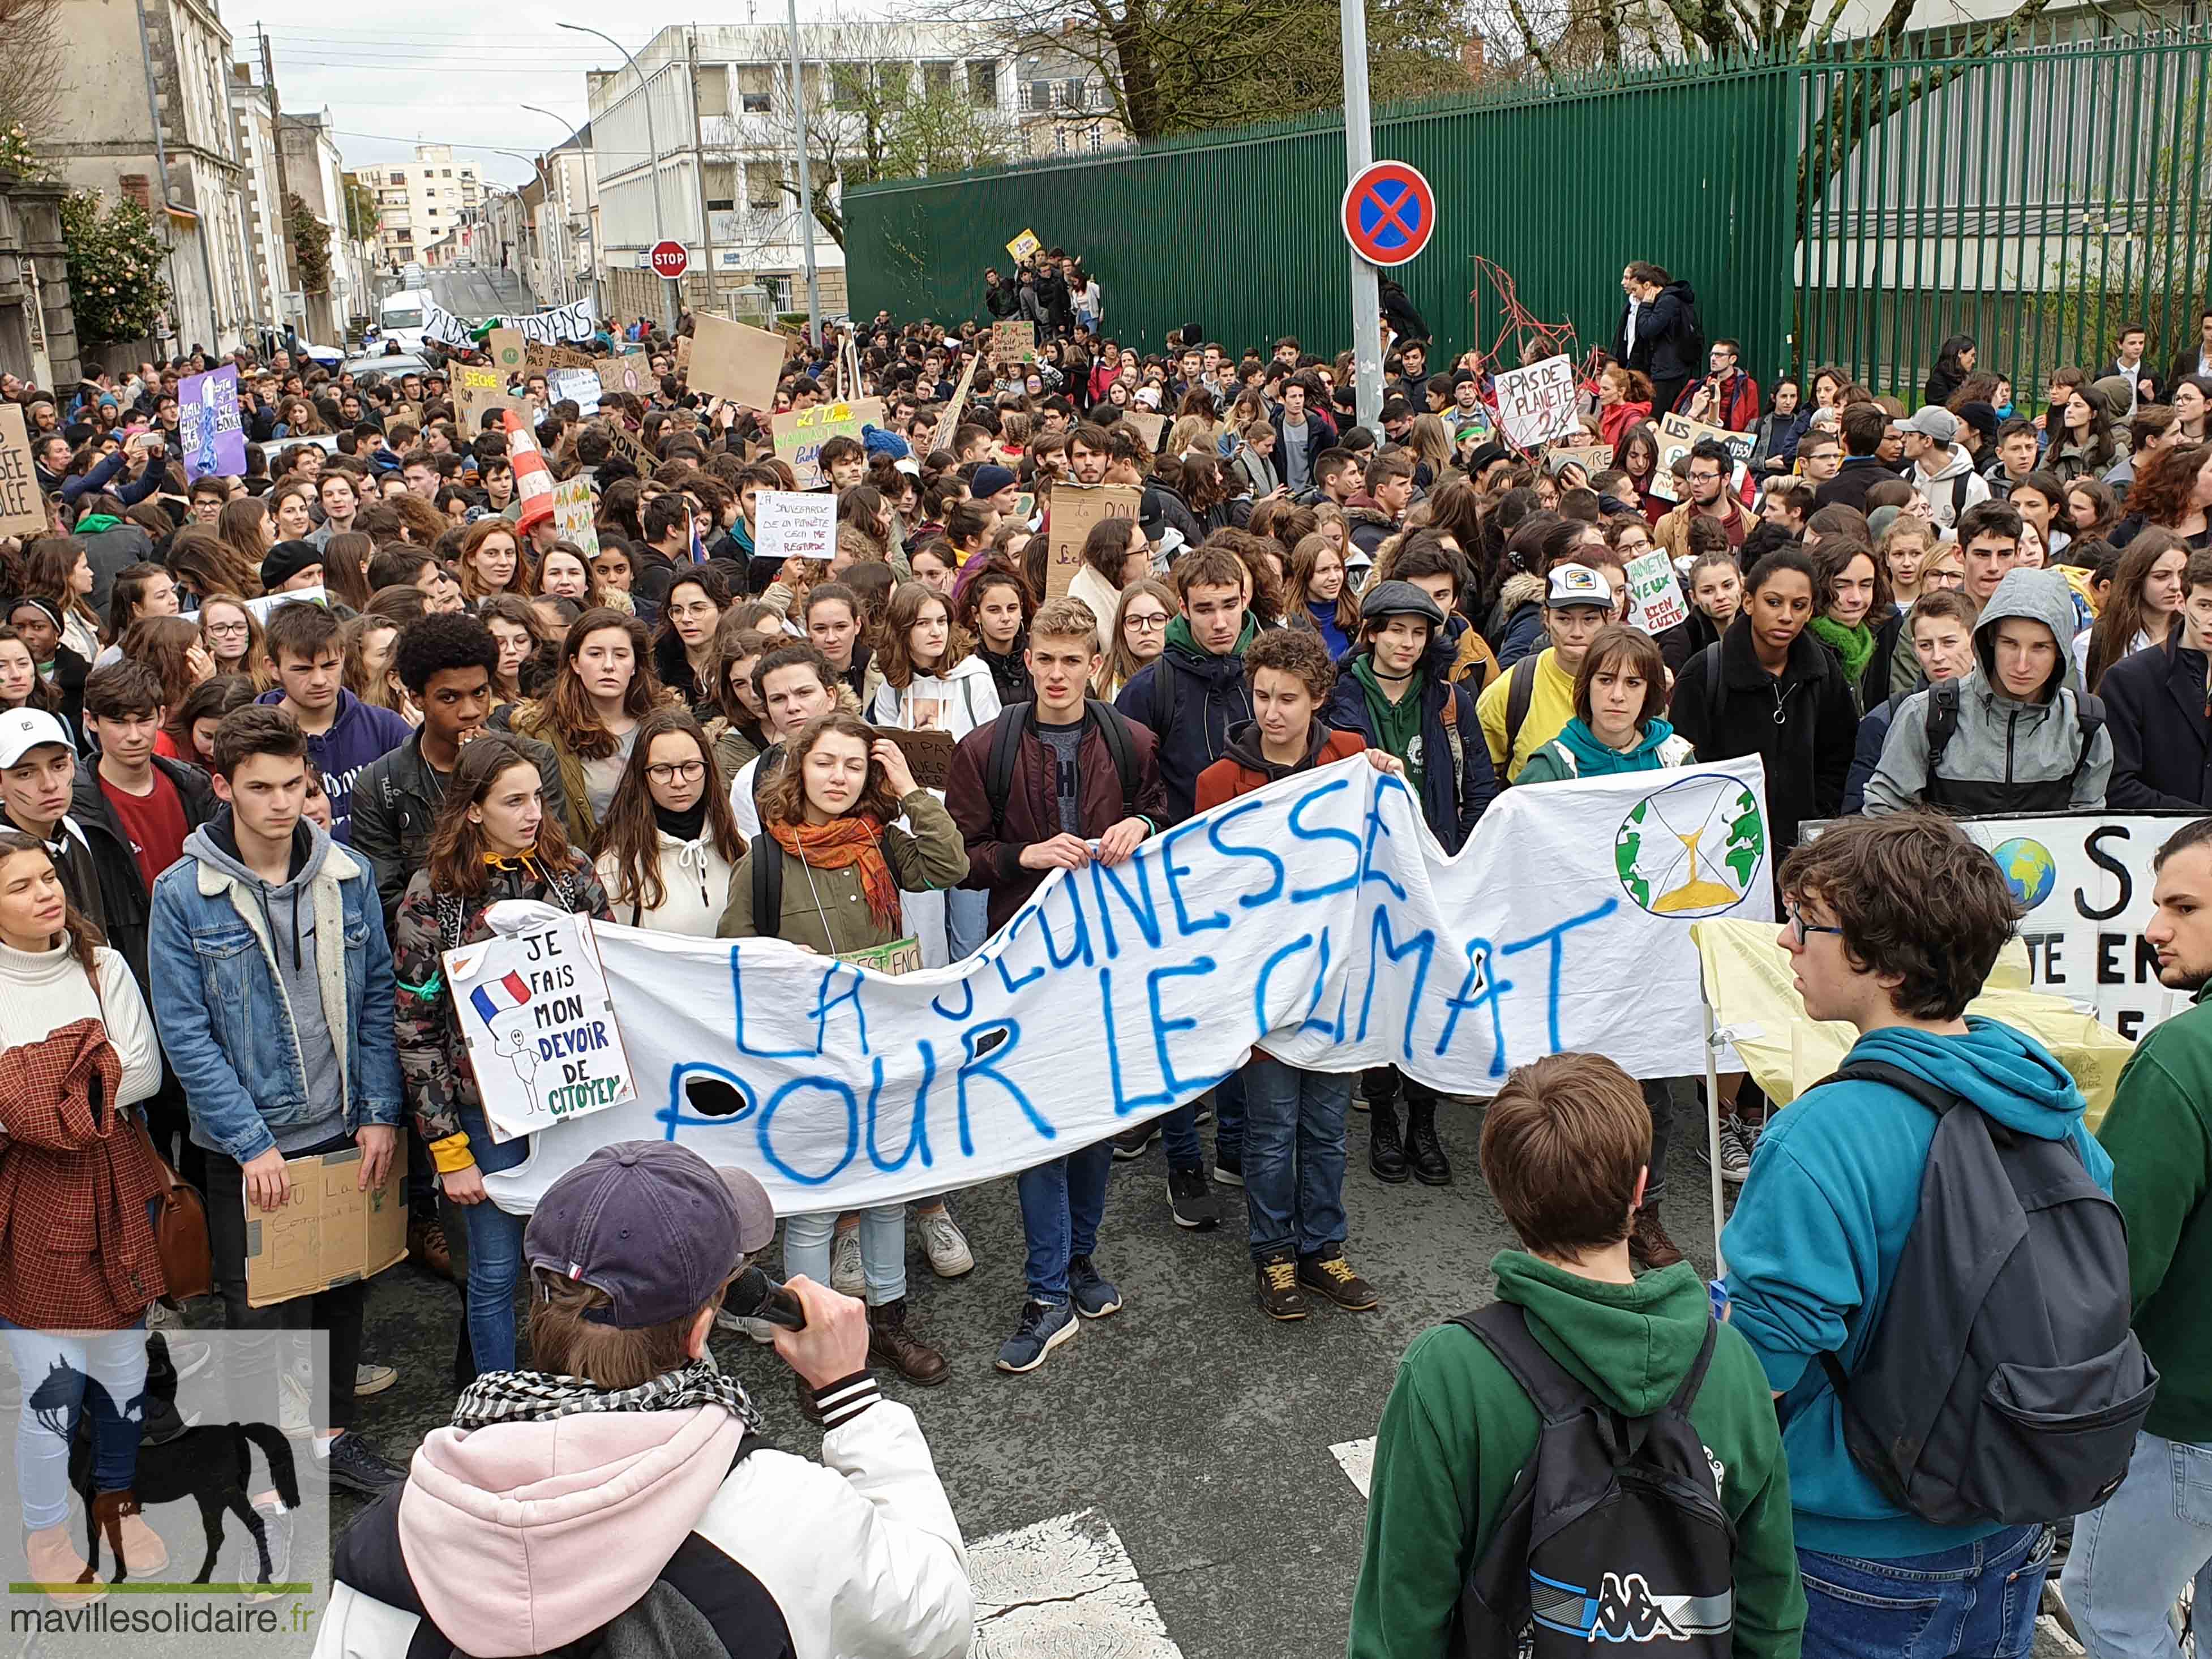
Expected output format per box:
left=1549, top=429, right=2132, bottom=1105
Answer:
left=1197, top=628, right=1399, bottom=1321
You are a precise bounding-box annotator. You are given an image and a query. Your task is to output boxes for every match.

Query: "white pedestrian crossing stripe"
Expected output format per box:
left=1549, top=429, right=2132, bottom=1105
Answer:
left=1332, top=1437, right=1376, bottom=1500
left=969, top=1507, right=1183, bottom=1656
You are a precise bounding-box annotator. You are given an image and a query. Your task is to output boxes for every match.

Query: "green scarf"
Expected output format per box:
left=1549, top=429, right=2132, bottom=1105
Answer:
left=1351, top=654, right=1426, bottom=790
left=1808, top=614, right=1875, bottom=683
left=74, top=513, right=119, bottom=535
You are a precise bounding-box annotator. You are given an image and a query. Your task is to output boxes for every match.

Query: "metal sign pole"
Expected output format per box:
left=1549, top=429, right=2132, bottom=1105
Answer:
left=1339, top=0, right=1384, bottom=434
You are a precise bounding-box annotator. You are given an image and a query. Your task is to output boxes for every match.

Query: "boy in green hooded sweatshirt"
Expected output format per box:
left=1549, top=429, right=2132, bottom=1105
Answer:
left=1348, top=1051, right=1804, bottom=1659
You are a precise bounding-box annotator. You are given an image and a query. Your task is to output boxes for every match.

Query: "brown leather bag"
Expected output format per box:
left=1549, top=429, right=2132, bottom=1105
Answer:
left=141, top=1128, right=211, bottom=1302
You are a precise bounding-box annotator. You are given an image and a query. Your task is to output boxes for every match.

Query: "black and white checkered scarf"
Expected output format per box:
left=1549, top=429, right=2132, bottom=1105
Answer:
left=452, top=1357, right=763, bottom=1437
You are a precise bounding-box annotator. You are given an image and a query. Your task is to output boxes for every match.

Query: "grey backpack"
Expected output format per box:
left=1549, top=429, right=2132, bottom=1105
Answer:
left=1815, top=1061, right=2156, bottom=1527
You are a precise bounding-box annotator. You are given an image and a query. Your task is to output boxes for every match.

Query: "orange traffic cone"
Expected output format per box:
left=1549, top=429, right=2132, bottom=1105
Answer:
left=505, top=408, right=555, bottom=534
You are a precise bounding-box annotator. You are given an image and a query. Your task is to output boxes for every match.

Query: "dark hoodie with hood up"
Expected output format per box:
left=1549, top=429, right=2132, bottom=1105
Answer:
left=1194, top=721, right=1368, bottom=812
left=1321, top=628, right=1499, bottom=853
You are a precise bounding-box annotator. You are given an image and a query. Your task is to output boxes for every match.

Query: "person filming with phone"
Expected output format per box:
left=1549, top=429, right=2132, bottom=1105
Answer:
left=315, top=1141, right=974, bottom=1659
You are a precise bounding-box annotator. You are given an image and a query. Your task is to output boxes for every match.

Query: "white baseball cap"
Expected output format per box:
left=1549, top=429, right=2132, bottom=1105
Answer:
left=1545, top=564, right=1614, bottom=610
left=0, top=709, right=72, bottom=769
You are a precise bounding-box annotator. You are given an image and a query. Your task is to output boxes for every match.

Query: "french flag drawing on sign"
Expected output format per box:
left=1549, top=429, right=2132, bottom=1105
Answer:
left=470, top=970, right=532, bottom=1026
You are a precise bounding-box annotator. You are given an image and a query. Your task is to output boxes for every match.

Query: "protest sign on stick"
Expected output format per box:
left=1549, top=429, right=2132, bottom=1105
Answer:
left=688, top=314, right=786, bottom=410
left=0, top=404, right=49, bottom=534
left=551, top=476, right=599, bottom=559
left=990, top=320, right=1038, bottom=366
left=1494, top=355, right=1580, bottom=449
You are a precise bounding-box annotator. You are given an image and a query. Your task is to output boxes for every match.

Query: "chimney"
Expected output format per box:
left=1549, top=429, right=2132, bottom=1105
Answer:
left=1462, top=32, right=1488, bottom=75
left=119, top=174, right=153, bottom=211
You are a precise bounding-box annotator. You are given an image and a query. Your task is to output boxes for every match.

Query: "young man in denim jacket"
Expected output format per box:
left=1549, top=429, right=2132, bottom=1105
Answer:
left=149, top=705, right=409, bottom=1531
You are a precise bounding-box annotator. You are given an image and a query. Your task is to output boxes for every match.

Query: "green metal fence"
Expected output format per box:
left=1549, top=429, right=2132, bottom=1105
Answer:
left=843, top=28, right=2211, bottom=404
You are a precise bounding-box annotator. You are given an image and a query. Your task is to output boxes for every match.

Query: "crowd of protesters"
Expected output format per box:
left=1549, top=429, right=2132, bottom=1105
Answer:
left=2, top=250, right=2211, bottom=1658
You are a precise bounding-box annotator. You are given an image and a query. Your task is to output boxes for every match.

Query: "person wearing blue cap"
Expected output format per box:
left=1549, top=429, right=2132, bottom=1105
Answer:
left=319, top=1141, right=975, bottom=1659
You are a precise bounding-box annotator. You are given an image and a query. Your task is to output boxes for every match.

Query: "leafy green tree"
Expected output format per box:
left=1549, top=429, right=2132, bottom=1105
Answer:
left=61, top=188, right=170, bottom=346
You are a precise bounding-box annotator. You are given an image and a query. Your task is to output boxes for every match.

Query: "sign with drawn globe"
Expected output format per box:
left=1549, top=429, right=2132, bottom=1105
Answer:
left=1617, top=775, right=1766, bottom=918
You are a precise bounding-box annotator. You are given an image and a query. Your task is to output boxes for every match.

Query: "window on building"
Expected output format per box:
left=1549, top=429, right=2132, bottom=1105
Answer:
left=876, top=62, right=912, bottom=106
left=696, top=64, right=727, bottom=116
left=1056, top=78, right=1083, bottom=108
left=923, top=60, right=953, bottom=95
left=746, top=162, right=783, bottom=211
left=1053, top=127, right=1068, bottom=154
left=828, top=62, right=867, bottom=106
left=441, top=168, right=452, bottom=177
left=704, top=162, right=737, bottom=212
left=388, top=171, right=405, bottom=185
left=1088, top=124, right=1104, bottom=152
left=738, top=65, right=773, bottom=113
left=1022, top=80, right=1048, bottom=113
left=764, top=275, right=791, bottom=311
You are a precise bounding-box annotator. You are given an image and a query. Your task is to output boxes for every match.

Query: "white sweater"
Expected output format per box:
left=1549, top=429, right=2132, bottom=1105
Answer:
left=595, top=832, right=739, bottom=938
left=0, top=940, right=163, bottom=1111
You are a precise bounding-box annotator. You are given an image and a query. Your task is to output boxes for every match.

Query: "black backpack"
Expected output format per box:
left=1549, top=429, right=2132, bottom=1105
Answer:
left=1813, top=1061, right=2156, bottom=1527
left=983, top=699, right=1139, bottom=833
left=1452, top=1302, right=1736, bottom=1657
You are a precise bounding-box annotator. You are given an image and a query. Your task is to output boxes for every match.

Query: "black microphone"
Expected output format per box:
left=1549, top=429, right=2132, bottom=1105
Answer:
left=725, top=1264, right=806, bottom=1331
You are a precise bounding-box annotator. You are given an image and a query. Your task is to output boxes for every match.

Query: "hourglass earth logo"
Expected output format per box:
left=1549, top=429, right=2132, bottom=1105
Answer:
left=1616, top=775, right=1766, bottom=917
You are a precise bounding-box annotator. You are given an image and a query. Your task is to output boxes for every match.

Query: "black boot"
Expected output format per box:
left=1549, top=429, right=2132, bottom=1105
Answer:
left=1404, top=1099, right=1452, bottom=1185
left=1368, top=1098, right=1409, bottom=1184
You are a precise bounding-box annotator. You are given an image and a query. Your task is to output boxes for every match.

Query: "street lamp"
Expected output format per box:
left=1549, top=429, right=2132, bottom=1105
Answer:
left=520, top=102, right=605, bottom=320
left=559, top=22, right=678, bottom=335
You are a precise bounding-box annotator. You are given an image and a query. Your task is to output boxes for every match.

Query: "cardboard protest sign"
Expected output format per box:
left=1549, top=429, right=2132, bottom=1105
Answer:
left=1494, top=355, right=1580, bottom=449
left=991, top=320, right=1037, bottom=366
left=1006, top=228, right=1041, bottom=264
left=1554, top=443, right=1615, bottom=481
left=489, top=328, right=526, bottom=374
left=770, top=398, right=884, bottom=491
left=547, top=366, right=602, bottom=416
left=755, top=488, right=837, bottom=564
left=600, top=421, right=651, bottom=471
left=1123, top=409, right=1167, bottom=454
left=552, top=475, right=599, bottom=560
left=245, top=1143, right=408, bottom=1308
left=1651, top=413, right=1756, bottom=504
left=177, top=365, right=247, bottom=482
left=675, top=333, right=693, bottom=374
left=1045, top=483, right=1141, bottom=599
left=597, top=351, right=653, bottom=401
left=445, top=912, right=638, bottom=1143
left=840, top=936, right=924, bottom=975
left=0, top=403, right=46, bottom=535
left=929, top=352, right=983, bottom=454
left=1623, top=548, right=1690, bottom=634
left=879, top=726, right=954, bottom=790
left=688, top=314, right=786, bottom=410
left=451, top=361, right=509, bottom=435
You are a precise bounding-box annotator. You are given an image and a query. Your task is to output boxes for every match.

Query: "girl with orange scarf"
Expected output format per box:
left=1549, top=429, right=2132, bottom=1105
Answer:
left=715, top=710, right=969, bottom=1403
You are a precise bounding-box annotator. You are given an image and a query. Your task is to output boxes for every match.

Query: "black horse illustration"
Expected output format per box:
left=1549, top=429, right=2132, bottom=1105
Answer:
left=29, top=1342, right=301, bottom=1588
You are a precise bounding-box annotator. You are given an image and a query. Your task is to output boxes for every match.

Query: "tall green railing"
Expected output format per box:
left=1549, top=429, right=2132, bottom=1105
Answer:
left=843, top=28, right=2211, bottom=402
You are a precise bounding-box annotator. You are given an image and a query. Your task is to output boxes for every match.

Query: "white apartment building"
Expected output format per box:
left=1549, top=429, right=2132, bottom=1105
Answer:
left=584, top=23, right=1021, bottom=321
left=368, top=143, right=482, bottom=274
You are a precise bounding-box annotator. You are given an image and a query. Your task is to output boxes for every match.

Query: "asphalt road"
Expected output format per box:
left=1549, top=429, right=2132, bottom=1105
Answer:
left=425, top=266, right=537, bottom=321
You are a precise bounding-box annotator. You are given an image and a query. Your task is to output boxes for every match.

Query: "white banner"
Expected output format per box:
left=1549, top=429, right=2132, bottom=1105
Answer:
left=482, top=758, right=1773, bottom=1215
left=1956, top=813, right=2194, bottom=1040
left=421, top=298, right=596, bottom=350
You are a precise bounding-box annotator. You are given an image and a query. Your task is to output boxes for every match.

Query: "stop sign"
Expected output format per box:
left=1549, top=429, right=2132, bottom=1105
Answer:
left=649, top=240, right=689, bottom=279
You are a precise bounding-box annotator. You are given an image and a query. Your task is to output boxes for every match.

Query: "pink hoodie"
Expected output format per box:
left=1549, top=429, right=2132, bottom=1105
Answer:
left=395, top=1404, right=744, bottom=1658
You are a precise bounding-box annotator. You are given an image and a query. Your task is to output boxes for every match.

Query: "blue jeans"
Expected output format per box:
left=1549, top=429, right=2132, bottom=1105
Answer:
left=2062, top=1431, right=2212, bottom=1659
left=945, top=885, right=991, bottom=961
left=786, top=1204, right=906, bottom=1304
left=459, top=1198, right=525, bottom=1374
left=1, top=1318, right=147, bottom=1531
left=1162, top=1071, right=1246, bottom=1172
left=1017, top=1140, right=1112, bottom=1304
left=1800, top=1523, right=2051, bottom=1659
left=1240, top=1052, right=1349, bottom=1261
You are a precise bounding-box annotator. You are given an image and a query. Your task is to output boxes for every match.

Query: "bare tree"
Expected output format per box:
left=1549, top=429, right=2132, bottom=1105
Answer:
left=0, top=0, right=65, bottom=148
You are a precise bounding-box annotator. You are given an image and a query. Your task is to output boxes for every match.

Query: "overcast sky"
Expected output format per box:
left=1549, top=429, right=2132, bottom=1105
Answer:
left=216, top=2, right=897, bottom=187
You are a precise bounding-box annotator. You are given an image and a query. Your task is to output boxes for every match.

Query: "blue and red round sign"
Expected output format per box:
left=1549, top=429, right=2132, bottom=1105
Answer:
left=1340, top=161, right=1435, bottom=267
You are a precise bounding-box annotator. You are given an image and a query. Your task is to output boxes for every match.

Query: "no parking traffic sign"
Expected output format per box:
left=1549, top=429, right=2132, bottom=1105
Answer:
left=1340, top=161, right=1435, bottom=267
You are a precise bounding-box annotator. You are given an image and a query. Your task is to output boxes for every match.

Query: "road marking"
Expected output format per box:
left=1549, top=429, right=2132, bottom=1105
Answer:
left=1332, top=1437, right=1376, bottom=1500
left=969, top=1507, right=1183, bottom=1657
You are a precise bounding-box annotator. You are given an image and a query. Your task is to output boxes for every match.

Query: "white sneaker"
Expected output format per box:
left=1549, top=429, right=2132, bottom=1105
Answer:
left=144, top=1299, right=186, bottom=1333
left=278, top=1371, right=312, bottom=1437
left=714, top=1310, right=778, bottom=1344
left=354, top=1362, right=398, bottom=1397
left=1718, top=1114, right=1754, bottom=1185
left=915, top=1207, right=974, bottom=1279
left=829, top=1223, right=865, bottom=1297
